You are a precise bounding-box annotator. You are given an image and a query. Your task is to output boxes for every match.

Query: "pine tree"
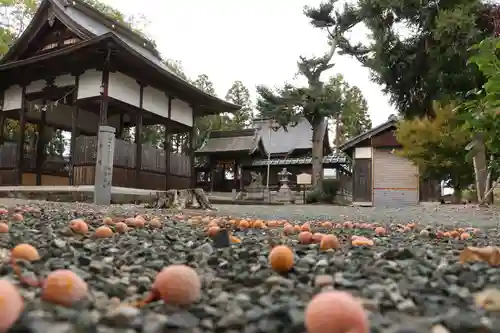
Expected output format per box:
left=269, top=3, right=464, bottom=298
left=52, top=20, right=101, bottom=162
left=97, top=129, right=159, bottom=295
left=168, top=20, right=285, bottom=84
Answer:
left=257, top=0, right=357, bottom=187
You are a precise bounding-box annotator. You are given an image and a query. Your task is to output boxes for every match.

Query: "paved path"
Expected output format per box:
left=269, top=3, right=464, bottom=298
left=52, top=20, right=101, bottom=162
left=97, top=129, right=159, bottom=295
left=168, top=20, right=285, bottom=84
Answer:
left=212, top=203, right=500, bottom=228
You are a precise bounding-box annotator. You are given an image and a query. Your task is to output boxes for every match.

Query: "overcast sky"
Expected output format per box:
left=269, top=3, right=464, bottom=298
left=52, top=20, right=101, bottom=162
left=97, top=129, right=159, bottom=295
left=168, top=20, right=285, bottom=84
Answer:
left=102, top=0, right=396, bottom=127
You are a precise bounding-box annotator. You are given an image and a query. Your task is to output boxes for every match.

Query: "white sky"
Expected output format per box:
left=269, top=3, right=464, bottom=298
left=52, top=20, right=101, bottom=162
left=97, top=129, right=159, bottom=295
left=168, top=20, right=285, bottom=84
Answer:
left=101, top=0, right=395, bottom=127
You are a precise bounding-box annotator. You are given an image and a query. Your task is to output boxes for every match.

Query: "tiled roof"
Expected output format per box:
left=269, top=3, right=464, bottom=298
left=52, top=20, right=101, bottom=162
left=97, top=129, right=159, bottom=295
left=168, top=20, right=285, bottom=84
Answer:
left=196, top=129, right=262, bottom=154
left=0, top=0, right=240, bottom=115
left=247, top=150, right=350, bottom=166
left=339, top=115, right=398, bottom=151
left=253, top=117, right=330, bottom=155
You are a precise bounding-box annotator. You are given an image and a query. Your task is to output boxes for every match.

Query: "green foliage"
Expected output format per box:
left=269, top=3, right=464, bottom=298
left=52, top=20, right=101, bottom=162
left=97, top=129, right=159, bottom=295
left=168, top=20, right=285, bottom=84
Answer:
left=82, top=0, right=126, bottom=22
left=305, top=179, right=340, bottom=203
left=46, top=129, right=66, bottom=156
left=163, top=59, right=190, bottom=81
left=335, top=0, right=497, bottom=118
left=225, top=80, right=253, bottom=129
left=396, top=102, right=474, bottom=190
left=458, top=37, right=500, bottom=173
left=0, top=0, right=38, bottom=56
left=81, top=0, right=156, bottom=47
left=327, top=75, right=372, bottom=145
left=193, top=74, right=233, bottom=149
left=256, top=0, right=366, bottom=187
left=256, top=0, right=356, bottom=128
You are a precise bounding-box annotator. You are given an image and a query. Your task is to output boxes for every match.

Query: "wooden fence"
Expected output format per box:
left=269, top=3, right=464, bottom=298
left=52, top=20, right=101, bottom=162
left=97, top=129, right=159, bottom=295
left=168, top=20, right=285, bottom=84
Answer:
left=72, top=136, right=191, bottom=190
left=0, top=136, right=192, bottom=190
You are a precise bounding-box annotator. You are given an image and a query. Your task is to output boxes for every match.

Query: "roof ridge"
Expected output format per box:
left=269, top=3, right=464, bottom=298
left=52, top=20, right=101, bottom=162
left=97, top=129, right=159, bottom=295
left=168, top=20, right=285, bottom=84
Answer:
left=58, top=0, right=161, bottom=58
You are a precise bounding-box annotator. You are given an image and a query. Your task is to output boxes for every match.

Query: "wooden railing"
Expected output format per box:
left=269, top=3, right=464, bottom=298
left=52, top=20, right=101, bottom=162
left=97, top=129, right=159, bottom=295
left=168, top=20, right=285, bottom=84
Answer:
left=74, top=136, right=191, bottom=177
left=0, top=142, right=18, bottom=168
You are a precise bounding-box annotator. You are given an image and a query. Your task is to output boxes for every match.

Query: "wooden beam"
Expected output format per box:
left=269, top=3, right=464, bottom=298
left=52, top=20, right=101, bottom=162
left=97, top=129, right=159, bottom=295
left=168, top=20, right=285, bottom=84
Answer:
left=117, top=113, right=124, bottom=139
left=165, top=95, right=172, bottom=190
left=135, top=84, right=144, bottom=187
left=99, top=48, right=111, bottom=125
left=69, top=75, right=80, bottom=185
left=0, top=91, right=4, bottom=145
left=35, top=107, right=46, bottom=186
left=190, top=105, right=195, bottom=189
left=17, top=86, right=27, bottom=185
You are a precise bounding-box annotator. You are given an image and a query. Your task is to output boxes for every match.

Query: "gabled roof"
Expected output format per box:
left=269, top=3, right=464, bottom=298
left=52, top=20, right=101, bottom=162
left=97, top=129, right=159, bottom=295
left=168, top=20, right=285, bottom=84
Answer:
left=196, top=129, right=265, bottom=155
left=0, top=0, right=240, bottom=115
left=253, top=117, right=331, bottom=155
left=338, top=115, right=398, bottom=151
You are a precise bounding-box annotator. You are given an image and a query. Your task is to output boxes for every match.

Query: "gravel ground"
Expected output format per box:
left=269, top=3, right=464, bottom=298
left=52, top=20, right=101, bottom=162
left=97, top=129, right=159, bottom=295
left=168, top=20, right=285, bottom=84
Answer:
left=0, top=199, right=499, bottom=333
left=210, top=203, right=500, bottom=229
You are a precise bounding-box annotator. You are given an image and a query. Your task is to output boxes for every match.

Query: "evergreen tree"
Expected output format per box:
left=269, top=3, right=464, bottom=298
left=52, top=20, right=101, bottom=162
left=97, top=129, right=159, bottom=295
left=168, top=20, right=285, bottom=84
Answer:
left=324, top=75, right=372, bottom=146
left=193, top=74, right=232, bottom=149
left=337, top=85, right=371, bottom=144
left=194, top=74, right=217, bottom=96
left=225, top=80, right=253, bottom=129
left=333, top=0, right=500, bottom=118
left=257, top=1, right=355, bottom=187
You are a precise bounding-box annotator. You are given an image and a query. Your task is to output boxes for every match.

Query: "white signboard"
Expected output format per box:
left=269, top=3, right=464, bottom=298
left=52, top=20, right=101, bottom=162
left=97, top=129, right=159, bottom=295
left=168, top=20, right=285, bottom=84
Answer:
left=297, top=172, right=312, bottom=185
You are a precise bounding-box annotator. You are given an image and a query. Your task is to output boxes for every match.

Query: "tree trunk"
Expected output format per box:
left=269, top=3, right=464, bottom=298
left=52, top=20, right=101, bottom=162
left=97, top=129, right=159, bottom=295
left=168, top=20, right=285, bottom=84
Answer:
left=152, top=188, right=214, bottom=210
left=452, top=186, right=462, bottom=204
left=311, top=118, right=327, bottom=187
left=472, top=134, right=487, bottom=202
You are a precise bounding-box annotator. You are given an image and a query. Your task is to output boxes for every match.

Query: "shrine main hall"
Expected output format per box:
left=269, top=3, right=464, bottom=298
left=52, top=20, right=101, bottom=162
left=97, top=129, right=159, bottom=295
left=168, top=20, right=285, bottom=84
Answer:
left=0, top=0, right=239, bottom=190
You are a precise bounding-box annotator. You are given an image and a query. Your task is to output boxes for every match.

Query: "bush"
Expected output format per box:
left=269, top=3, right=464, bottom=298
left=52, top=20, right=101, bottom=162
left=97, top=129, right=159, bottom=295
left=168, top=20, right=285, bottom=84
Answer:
left=305, top=179, right=341, bottom=204
left=322, top=179, right=340, bottom=199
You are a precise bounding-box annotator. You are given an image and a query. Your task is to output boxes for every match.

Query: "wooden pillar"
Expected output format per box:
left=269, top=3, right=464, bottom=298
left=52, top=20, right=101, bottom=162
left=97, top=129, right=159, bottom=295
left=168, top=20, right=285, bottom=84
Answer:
left=69, top=76, right=80, bottom=185
left=116, top=113, right=124, bottom=139
left=209, top=158, right=215, bottom=193
left=239, top=164, right=244, bottom=191
left=164, top=96, right=172, bottom=190
left=17, top=86, right=27, bottom=185
left=35, top=108, right=46, bottom=186
left=234, top=161, right=239, bottom=190
left=0, top=94, right=5, bottom=145
left=189, top=107, right=195, bottom=189
left=135, top=85, right=144, bottom=188
left=99, top=48, right=111, bottom=125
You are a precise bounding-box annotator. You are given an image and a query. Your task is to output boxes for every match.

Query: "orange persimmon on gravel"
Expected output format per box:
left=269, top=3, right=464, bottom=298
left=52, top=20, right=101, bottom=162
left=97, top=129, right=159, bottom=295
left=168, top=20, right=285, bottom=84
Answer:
left=320, top=235, right=340, bottom=250
left=283, top=224, right=295, bottom=235
left=149, top=218, right=162, bottom=228
left=151, top=265, right=201, bottom=306
left=0, top=279, right=24, bottom=333
left=299, top=231, right=313, bottom=244
left=269, top=245, right=294, bottom=273
left=115, top=222, right=129, bottom=233
left=42, top=270, right=88, bottom=307
left=312, top=233, right=323, bottom=243
left=207, top=226, right=220, bottom=237
left=94, top=226, right=113, bottom=238
left=69, top=219, right=88, bottom=234
left=305, top=291, right=369, bottom=333
left=374, top=227, right=386, bottom=236
left=11, top=243, right=40, bottom=262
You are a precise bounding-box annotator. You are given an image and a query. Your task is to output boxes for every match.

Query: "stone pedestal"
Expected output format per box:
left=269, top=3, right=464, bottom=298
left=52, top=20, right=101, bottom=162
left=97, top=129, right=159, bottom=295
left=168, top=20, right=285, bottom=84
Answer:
left=94, top=126, right=116, bottom=205
left=276, top=168, right=294, bottom=203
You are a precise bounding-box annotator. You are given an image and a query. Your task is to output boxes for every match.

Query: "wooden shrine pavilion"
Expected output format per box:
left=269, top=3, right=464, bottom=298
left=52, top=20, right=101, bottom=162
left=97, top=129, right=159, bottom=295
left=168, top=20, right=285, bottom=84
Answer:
left=0, top=0, right=239, bottom=190
left=195, top=117, right=351, bottom=192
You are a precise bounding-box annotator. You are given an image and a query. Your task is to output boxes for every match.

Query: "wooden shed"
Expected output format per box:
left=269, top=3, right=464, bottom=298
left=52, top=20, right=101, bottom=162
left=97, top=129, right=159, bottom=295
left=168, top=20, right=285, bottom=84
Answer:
left=339, top=115, right=438, bottom=207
